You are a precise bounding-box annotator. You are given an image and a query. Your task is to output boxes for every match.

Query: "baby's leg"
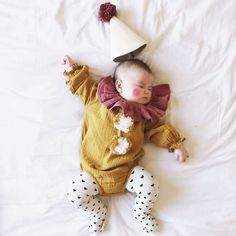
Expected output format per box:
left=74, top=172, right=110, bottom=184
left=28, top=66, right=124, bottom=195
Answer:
left=126, top=166, right=159, bottom=233
left=67, top=172, right=107, bottom=234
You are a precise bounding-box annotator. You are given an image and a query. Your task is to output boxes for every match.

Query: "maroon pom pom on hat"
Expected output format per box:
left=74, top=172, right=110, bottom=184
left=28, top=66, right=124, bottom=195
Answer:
left=98, top=2, right=116, bottom=22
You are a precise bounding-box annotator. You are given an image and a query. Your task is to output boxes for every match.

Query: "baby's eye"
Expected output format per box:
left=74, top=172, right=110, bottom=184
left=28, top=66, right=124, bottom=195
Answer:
left=148, top=87, right=153, bottom=91
left=136, top=84, right=144, bottom=88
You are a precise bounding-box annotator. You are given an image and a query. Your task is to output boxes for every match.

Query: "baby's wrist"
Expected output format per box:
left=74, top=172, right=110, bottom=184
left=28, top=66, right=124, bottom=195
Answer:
left=66, top=65, right=74, bottom=72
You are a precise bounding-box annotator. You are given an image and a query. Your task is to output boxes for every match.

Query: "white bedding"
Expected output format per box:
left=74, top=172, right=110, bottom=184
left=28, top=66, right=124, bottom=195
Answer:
left=1, top=0, right=236, bottom=235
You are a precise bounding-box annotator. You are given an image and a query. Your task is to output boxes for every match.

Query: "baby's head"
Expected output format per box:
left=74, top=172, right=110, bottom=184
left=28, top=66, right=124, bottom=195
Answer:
left=113, top=59, right=154, bottom=104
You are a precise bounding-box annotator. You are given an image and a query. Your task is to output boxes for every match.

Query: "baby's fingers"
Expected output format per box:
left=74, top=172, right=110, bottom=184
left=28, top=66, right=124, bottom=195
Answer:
left=185, top=150, right=190, bottom=159
left=61, top=55, right=68, bottom=65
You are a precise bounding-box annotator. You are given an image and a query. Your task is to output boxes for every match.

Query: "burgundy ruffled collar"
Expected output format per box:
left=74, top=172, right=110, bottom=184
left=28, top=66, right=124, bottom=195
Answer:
left=97, top=76, right=170, bottom=123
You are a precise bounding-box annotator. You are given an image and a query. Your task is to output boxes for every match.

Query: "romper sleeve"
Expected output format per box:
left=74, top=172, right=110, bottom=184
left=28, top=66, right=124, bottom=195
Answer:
left=63, top=63, right=97, bottom=105
left=145, top=121, right=186, bottom=152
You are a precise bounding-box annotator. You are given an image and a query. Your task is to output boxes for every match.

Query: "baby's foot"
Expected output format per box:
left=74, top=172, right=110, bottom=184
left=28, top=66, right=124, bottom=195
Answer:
left=134, top=214, right=158, bottom=233
left=89, top=216, right=106, bottom=234
left=88, top=197, right=107, bottom=234
left=88, top=210, right=107, bottom=233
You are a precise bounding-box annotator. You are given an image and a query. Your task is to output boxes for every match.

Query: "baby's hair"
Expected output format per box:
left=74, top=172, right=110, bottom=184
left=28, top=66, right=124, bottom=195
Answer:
left=113, top=58, right=152, bottom=82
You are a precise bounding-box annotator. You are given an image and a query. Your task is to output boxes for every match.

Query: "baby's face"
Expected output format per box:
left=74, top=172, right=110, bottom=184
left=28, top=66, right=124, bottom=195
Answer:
left=115, top=67, right=154, bottom=104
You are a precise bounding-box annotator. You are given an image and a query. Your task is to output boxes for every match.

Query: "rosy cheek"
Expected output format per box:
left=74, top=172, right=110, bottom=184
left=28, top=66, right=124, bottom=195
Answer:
left=132, top=88, right=141, bottom=97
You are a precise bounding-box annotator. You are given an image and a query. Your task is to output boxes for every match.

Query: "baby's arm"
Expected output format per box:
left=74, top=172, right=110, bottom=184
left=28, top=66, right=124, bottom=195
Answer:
left=62, top=55, right=97, bottom=105
left=145, top=122, right=189, bottom=163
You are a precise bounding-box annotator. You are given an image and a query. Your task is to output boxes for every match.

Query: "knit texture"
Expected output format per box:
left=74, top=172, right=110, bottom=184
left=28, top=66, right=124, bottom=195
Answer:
left=64, top=64, right=185, bottom=195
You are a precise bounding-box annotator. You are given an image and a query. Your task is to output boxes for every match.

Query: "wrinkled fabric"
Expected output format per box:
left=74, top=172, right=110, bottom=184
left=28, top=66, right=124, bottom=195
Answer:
left=1, top=0, right=236, bottom=236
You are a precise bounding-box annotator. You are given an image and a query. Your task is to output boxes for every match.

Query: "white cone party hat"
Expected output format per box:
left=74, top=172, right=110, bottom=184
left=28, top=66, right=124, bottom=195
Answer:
left=99, top=2, right=147, bottom=62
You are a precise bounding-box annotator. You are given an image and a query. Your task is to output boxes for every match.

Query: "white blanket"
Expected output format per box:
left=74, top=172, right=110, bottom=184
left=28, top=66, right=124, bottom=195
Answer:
left=1, top=0, right=236, bottom=235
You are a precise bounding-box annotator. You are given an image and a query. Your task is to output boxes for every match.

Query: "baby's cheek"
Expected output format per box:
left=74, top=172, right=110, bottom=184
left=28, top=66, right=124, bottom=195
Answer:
left=132, top=88, right=141, bottom=97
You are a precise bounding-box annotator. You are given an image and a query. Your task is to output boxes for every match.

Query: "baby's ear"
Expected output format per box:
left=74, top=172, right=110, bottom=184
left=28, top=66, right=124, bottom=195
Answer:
left=115, top=80, right=123, bottom=93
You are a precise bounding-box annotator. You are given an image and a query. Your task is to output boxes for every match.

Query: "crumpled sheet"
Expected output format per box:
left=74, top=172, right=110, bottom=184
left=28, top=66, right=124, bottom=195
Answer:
left=0, top=0, right=236, bottom=235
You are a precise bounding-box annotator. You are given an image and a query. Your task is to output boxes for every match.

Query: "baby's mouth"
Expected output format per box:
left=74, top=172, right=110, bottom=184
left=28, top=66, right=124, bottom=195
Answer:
left=141, top=97, right=150, bottom=104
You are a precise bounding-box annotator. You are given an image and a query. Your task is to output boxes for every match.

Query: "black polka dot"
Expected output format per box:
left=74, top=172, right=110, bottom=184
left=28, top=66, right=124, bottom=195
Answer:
left=73, top=189, right=76, bottom=192
left=140, top=184, right=143, bottom=187
left=151, top=184, right=154, bottom=187
left=84, top=187, right=87, bottom=190
left=82, top=179, right=85, bottom=182
left=140, top=175, right=144, bottom=178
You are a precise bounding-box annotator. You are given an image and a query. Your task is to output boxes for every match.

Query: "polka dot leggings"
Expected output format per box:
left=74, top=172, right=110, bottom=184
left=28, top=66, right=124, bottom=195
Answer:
left=67, top=166, right=158, bottom=234
left=126, top=166, right=159, bottom=233
left=67, top=172, right=107, bottom=234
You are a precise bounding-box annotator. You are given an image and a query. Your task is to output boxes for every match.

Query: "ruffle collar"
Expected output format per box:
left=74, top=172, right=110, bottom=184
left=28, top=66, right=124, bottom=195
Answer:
left=97, top=76, right=170, bottom=123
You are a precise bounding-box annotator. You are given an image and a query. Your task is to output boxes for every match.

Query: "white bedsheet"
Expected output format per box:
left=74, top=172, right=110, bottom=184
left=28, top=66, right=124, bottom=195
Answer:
left=1, top=0, right=236, bottom=235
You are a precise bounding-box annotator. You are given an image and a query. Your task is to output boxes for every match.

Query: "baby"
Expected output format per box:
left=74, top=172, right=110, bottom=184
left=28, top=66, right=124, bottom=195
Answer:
left=63, top=55, right=189, bottom=234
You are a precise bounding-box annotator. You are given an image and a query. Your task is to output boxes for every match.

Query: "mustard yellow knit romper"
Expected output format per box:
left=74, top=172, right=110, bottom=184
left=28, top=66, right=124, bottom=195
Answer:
left=64, top=64, right=185, bottom=195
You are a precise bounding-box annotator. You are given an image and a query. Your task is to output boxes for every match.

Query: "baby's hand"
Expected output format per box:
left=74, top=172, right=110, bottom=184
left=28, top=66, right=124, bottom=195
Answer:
left=174, top=144, right=189, bottom=163
left=62, top=55, right=75, bottom=69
